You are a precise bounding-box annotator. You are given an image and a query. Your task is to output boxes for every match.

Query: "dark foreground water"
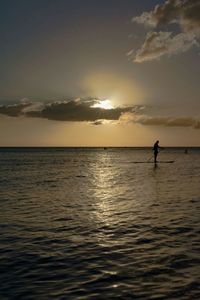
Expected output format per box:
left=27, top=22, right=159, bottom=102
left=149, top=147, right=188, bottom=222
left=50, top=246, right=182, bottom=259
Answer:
left=0, top=147, right=200, bottom=300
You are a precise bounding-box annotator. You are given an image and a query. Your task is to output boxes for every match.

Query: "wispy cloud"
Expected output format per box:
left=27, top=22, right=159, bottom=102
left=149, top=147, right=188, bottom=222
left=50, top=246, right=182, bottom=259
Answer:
left=120, top=112, right=200, bottom=129
left=130, top=0, right=200, bottom=62
left=134, top=30, right=197, bottom=63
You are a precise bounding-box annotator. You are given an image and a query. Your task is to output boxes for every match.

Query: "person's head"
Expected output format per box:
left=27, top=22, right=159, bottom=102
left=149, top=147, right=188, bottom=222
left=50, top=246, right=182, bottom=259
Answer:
left=156, top=140, right=159, bottom=144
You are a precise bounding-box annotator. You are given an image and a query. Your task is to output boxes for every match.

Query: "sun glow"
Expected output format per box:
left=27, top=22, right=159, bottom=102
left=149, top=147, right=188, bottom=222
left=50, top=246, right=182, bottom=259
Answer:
left=92, top=99, right=114, bottom=110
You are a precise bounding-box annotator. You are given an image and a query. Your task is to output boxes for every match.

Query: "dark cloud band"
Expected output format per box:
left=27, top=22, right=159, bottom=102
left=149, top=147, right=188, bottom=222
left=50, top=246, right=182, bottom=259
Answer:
left=0, top=99, right=131, bottom=123
left=1, top=100, right=200, bottom=129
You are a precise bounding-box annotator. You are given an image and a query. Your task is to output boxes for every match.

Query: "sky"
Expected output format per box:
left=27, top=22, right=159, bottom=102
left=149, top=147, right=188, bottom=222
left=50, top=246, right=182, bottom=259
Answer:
left=0, top=0, right=200, bottom=146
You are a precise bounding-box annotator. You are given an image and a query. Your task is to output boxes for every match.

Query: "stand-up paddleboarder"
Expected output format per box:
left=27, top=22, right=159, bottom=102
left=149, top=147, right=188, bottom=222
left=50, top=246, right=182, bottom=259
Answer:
left=153, top=140, right=163, bottom=164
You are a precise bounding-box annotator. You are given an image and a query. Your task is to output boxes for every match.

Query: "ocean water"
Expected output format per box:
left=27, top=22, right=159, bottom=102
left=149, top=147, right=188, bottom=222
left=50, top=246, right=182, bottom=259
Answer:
left=0, top=147, right=200, bottom=300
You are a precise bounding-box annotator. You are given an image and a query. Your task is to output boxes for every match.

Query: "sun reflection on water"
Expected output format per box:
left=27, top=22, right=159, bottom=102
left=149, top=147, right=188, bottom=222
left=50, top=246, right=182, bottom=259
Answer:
left=87, top=151, right=128, bottom=247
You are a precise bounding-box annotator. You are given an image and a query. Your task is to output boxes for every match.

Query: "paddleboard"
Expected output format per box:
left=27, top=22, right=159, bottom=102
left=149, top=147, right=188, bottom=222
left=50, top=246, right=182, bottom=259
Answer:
left=131, top=161, right=175, bottom=164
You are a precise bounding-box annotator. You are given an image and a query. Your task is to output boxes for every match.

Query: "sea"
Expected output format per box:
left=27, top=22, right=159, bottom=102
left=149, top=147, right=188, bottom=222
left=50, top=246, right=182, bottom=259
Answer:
left=0, top=147, right=200, bottom=300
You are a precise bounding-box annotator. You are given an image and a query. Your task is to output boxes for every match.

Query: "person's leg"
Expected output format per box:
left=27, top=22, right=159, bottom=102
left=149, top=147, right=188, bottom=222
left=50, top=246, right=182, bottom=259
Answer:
left=154, top=152, right=157, bottom=163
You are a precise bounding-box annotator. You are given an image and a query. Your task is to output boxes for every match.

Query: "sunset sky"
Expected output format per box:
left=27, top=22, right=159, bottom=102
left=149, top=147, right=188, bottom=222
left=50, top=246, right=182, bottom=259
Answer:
left=0, top=0, right=200, bottom=146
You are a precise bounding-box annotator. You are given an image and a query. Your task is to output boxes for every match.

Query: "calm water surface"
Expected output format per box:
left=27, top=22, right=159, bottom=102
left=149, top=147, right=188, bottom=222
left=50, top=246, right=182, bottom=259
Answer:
left=0, top=148, right=200, bottom=299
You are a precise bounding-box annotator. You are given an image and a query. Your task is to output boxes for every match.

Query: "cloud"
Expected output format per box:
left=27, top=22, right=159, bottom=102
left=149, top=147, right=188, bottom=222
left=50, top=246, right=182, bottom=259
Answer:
left=133, top=0, right=200, bottom=31
left=1, top=100, right=200, bottom=129
left=132, top=0, right=200, bottom=62
left=120, top=112, right=200, bottom=129
left=91, top=120, right=114, bottom=126
left=0, top=99, right=131, bottom=123
left=22, top=102, right=45, bottom=113
left=134, top=30, right=197, bottom=62
left=0, top=103, right=32, bottom=117
left=92, top=120, right=104, bottom=126
left=27, top=100, right=131, bottom=122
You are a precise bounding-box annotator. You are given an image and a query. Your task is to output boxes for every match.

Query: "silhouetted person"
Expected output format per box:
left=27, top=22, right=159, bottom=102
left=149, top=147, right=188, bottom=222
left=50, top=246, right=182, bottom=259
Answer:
left=153, top=140, right=162, bottom=164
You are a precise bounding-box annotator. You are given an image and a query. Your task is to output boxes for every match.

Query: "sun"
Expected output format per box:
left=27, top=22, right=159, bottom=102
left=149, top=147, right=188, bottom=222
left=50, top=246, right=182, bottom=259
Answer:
left=92, top=99, right=114, bottom=110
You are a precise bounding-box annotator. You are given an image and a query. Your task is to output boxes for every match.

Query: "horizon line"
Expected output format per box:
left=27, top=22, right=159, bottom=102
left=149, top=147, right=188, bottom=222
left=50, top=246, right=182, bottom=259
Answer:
left=0, top=146, right=199, bottom=148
